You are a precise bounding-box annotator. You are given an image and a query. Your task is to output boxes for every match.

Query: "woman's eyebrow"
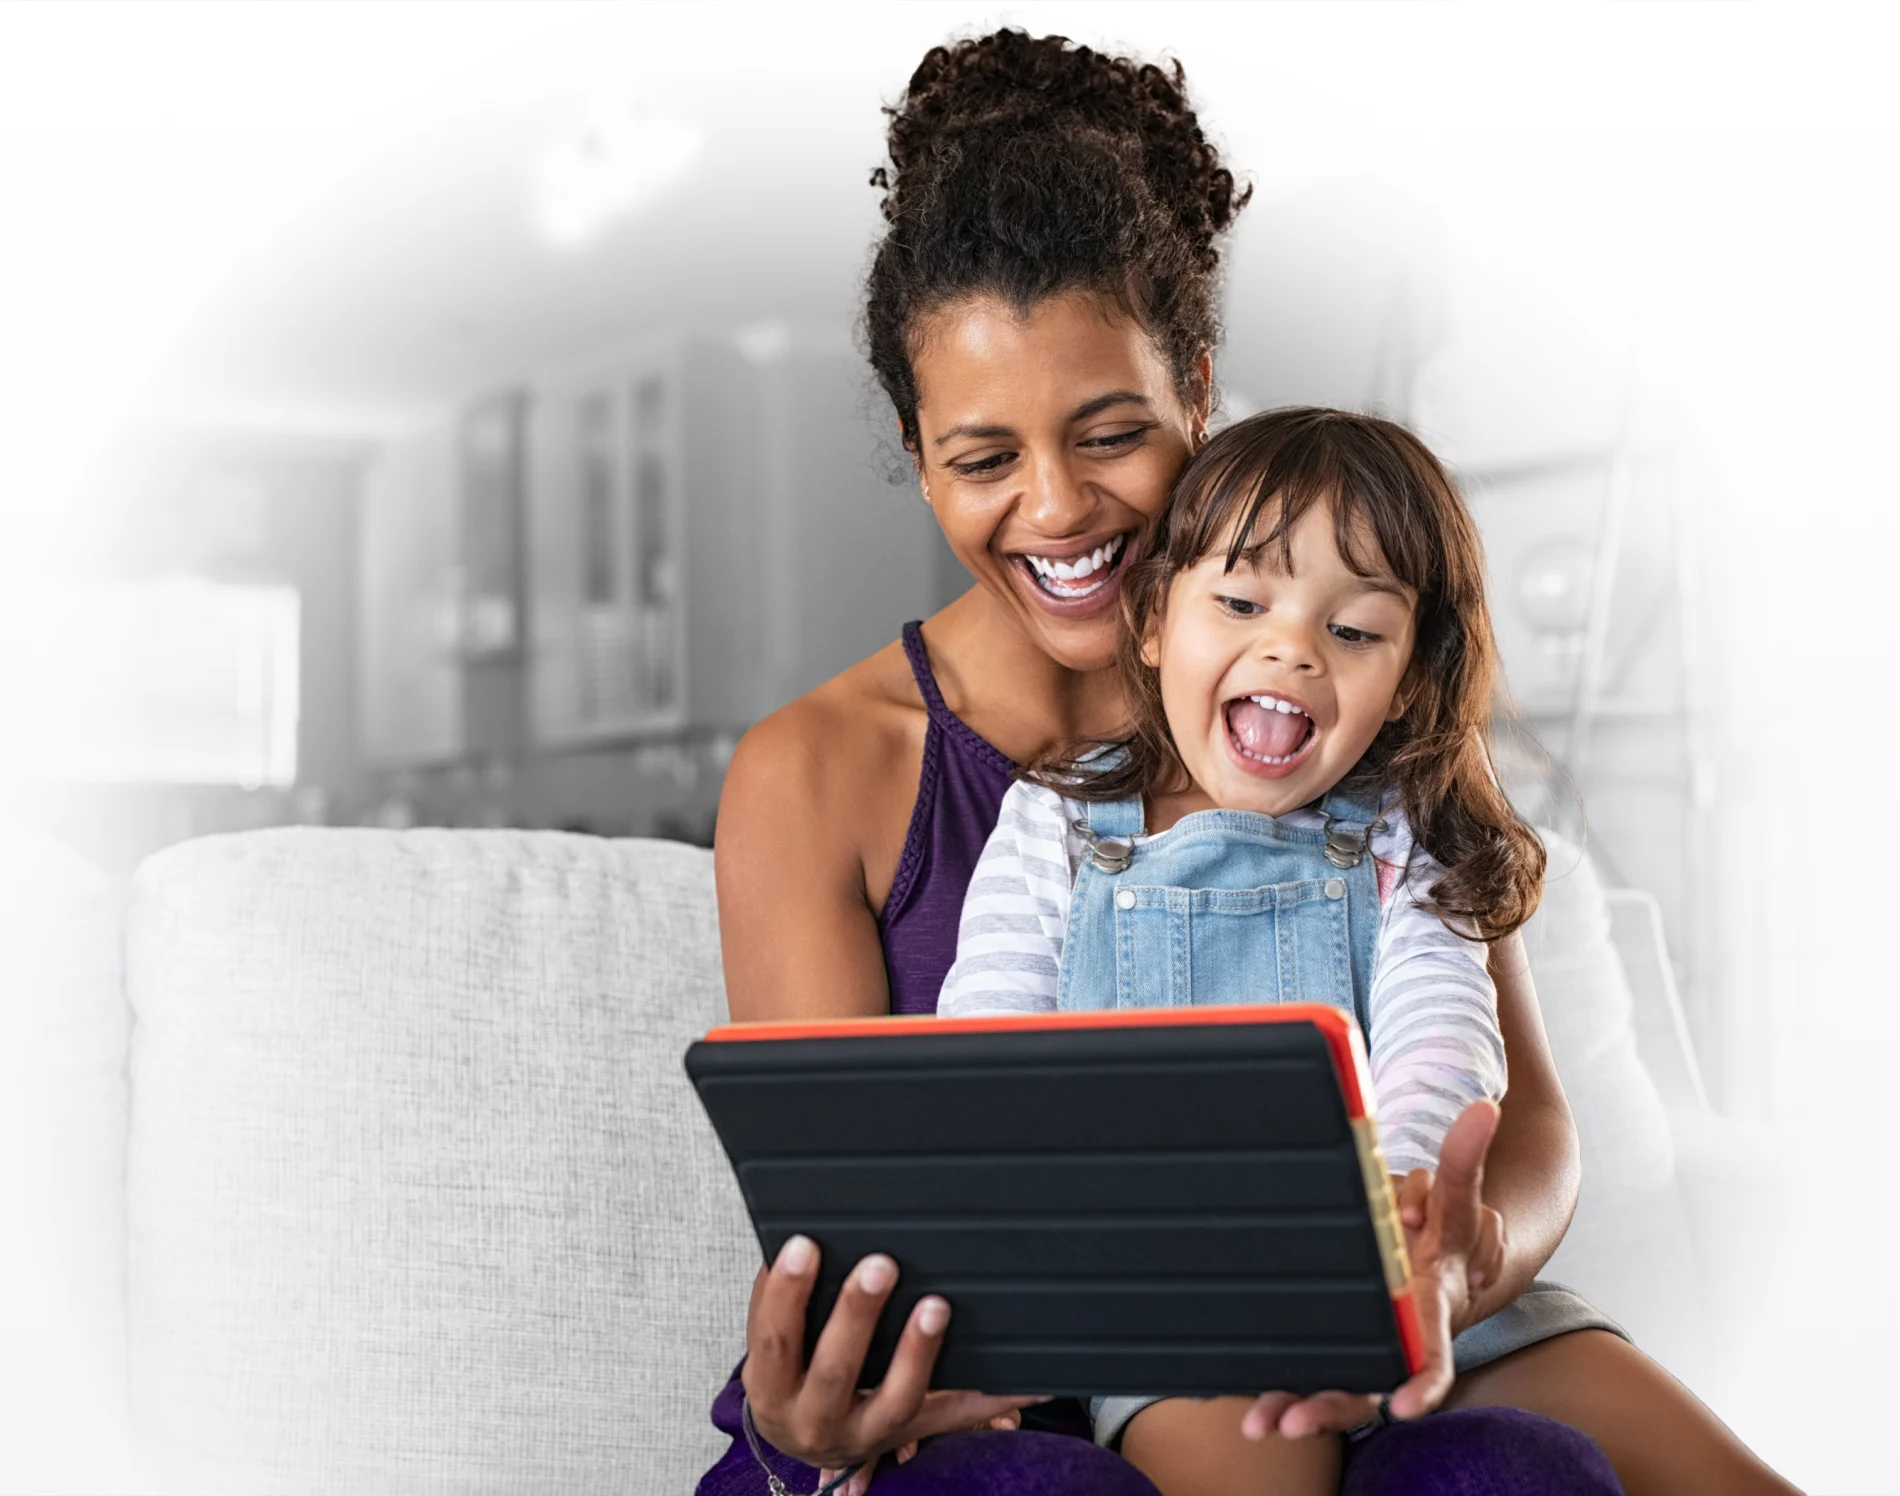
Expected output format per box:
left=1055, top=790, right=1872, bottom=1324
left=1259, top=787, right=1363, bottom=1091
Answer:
left=932, top=421, right=1015, bottom=447
left=931, top=390, right=1154, bottom=449
left=1070, top=390, right=1154, bottom=422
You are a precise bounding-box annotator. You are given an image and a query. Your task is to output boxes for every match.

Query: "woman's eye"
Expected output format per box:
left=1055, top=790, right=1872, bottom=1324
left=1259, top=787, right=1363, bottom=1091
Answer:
left=1330, top=624, right=1380, bottom=645
left=1217, top=596, right=1262, bottom=617
left=950, top=451, right=1015, bottom=478
left=1080, top=428, right=1146, bottom=453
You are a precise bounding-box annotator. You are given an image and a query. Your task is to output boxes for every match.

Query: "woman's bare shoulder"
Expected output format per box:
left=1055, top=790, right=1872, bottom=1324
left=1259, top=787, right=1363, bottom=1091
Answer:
left=719, top=639, right=925, bottom=868
left=730, top=641, right=918, bottom=782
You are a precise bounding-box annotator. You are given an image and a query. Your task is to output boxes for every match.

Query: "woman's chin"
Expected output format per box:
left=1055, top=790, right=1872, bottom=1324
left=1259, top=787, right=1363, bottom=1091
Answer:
left=1034, top=617, right=1122, bottom=674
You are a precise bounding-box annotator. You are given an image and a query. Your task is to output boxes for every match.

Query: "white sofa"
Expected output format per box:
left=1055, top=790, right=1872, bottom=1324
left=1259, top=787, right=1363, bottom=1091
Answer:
left=0, top=826, right=1741, bottom=1494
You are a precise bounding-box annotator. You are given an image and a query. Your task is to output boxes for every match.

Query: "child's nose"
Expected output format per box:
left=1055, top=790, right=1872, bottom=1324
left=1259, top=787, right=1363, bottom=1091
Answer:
left=1254, top=619, right=1322, bottom=673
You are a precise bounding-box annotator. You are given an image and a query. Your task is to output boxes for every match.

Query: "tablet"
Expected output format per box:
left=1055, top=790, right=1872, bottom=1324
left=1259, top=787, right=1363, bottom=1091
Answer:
left=684, top=1003, right=1423, bottom=1396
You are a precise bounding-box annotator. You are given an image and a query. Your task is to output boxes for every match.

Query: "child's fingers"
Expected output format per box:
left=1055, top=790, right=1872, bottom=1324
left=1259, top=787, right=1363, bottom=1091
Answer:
left=1392, top=1169, right=1434, bottom=1231
left=985, top=1410, right=1022, bottom=1430
left=1465, top=1206, right=1508, bottom=1292
left=894, top=1440, right=919, bottom=1463
left=1276, top=1390, right=1382, bottom=1438
left=1240, top=1392, right=1299, bottom=1441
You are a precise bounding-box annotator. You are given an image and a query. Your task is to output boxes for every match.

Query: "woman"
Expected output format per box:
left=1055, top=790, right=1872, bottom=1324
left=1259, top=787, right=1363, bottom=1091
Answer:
left=700, top=29, right=1795, bottom=1496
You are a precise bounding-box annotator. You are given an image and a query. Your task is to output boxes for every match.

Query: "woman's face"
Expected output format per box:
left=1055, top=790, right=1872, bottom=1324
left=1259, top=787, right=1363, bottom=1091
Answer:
left=909, top=291, right=1204, bottom=672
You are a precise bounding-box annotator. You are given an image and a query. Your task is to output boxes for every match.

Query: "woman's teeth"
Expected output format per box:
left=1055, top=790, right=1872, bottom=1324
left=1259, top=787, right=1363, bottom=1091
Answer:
left=1025, top=535, right=1126, bottom=594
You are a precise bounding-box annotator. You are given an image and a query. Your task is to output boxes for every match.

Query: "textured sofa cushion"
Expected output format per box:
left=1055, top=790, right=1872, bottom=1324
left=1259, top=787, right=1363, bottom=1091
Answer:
left=124, top=829, right=754, bottom=1493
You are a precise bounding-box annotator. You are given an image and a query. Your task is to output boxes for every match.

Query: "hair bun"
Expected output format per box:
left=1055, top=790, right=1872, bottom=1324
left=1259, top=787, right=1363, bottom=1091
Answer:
left=877, top=29, right=1248, bottom=271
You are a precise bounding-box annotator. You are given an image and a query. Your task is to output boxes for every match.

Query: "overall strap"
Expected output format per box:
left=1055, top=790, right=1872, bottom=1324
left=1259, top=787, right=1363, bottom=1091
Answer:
left=1318, top=783, right=1387, bottom=827
left=1078, top=793, right=1145, bottom=841
left=1316, top=783, right=1388, bottom=1037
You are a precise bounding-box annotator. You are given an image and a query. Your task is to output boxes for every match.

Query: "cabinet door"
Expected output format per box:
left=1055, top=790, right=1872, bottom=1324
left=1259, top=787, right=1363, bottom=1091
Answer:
left=528, top=356, right=688, bottom=746
left=358, top=420, right=463, bottom=764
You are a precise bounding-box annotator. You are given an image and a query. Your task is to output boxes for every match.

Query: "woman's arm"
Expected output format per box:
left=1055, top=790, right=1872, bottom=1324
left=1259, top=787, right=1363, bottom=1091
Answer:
left=714, top=697, right=896, bottom=1024
left=715, top=694, right=1042, bottom=1468
left=1458, top=928, right=1580, bottom=1328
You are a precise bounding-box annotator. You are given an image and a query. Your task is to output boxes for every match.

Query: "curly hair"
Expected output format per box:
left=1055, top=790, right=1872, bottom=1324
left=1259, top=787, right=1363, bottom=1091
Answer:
left=1032, top=408, right=1547, bottom=942
left=865, top=29, right=1250, bottom=450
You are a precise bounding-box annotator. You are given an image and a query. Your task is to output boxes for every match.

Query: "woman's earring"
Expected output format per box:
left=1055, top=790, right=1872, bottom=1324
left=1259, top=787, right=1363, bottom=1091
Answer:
left=919, top=477, right=933, bottom=507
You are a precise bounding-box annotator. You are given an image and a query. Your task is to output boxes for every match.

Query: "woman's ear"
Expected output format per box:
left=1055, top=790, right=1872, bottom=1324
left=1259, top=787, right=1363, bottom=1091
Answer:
left=909, top=439, right=931, bottom=507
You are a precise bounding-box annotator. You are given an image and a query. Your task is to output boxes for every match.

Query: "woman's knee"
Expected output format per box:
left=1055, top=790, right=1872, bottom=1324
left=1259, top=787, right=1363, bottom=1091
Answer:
left=1342, top=1406, right=1623, bottom=1496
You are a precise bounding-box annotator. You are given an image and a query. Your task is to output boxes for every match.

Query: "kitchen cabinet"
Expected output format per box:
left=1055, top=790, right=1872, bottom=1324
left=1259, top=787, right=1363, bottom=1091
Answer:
left=525, top=327, right=941, bottom=744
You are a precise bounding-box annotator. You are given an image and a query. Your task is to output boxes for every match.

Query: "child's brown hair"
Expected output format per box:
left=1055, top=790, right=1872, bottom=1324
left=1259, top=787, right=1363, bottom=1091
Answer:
left=1035, top=406, right=1545, bottom=940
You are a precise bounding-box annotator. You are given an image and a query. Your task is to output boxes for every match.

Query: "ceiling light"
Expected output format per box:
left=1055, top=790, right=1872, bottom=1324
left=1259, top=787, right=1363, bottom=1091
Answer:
left=532, top=103, right=701, bottom=249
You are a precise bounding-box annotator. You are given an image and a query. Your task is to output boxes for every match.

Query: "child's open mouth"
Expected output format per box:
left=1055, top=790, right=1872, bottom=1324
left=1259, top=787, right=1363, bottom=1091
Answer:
left=1013, top=534, right=1131, bottom=614
left=1225, top=693, right=1317, bottom=774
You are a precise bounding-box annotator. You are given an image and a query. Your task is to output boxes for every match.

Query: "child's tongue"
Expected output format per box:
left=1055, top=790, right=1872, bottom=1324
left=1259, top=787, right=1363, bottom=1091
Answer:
left=1228, top=698, right=1309, bottom=758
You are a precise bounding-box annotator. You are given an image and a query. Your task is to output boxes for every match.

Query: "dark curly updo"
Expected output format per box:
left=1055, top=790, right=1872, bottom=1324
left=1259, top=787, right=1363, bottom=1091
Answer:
left=866, top=29, right=1251, bottom=450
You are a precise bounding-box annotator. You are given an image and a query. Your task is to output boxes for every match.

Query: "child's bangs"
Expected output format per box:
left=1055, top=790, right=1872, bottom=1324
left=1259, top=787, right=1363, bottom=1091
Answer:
left=1170, top=427, right=1409, bottom=588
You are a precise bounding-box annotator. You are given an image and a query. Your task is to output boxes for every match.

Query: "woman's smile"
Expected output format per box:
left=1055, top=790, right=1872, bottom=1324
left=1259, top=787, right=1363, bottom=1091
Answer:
left=1007, top=530, right=1137, bottom=618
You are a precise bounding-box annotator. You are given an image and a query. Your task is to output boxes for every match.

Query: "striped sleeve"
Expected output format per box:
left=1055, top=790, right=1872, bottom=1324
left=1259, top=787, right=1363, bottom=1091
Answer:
left=937, top=781, right=1078, bottom=1018
left=1366, top=814, right=1509, bottom=1177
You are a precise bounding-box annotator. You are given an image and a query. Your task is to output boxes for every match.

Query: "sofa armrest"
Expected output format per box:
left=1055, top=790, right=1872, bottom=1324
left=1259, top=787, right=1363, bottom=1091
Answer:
left=1604, top=889, right=1709, bottom=1112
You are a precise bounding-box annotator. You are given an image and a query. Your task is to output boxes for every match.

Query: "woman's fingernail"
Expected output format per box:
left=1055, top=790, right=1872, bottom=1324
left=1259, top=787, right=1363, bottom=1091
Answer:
left=777, top=1235, right=816, bottom=1275
left=916, top=1296, right=950, bottom=1334
left=856, top=1254, right=897, bottom=1293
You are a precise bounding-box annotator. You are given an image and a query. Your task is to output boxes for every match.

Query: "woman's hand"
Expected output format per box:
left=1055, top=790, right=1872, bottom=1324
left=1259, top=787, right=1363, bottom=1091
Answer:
left=742, top=1234, right=1044, bottom=1474
left=820, top=1410, right=1023, bottom=1496
left=1240, top=1099, right=1503, bottom=1439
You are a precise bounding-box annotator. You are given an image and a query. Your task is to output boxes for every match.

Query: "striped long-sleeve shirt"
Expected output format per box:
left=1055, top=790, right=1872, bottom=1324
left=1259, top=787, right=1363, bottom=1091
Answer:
left=938, top=780, right=1508, bottom=1176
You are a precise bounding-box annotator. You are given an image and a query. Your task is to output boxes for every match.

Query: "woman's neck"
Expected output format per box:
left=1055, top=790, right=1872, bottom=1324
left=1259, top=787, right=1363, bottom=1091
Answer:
left=922, top=587, right=1131, bottom=765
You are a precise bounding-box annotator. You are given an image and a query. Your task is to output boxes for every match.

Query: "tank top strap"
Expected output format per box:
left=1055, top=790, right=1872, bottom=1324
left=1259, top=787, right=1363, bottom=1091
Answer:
left=899, top=620, right=1015, bottom=777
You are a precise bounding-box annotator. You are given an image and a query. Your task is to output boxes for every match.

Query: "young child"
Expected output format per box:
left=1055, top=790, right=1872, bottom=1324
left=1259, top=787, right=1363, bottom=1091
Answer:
left=938, top=407, right=1546, bottom=1466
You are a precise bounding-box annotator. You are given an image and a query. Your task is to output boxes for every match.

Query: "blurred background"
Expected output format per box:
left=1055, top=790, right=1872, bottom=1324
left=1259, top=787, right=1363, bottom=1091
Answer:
left=1, top=2, right=1895, bottom=1490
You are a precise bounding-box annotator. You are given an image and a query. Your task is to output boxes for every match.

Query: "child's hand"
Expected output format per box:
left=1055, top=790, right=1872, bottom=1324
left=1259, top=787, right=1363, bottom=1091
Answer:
left=819, top=1410, right=1022, bottom=1494
left=1392, top=1160, right=1505, bottom=1309
left=1382, top=1100, right=1503, bottom=1422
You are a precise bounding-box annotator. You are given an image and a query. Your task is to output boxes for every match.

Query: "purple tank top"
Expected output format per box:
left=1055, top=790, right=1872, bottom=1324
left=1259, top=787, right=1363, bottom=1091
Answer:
left=878, top=621, right=1019, bottom=1015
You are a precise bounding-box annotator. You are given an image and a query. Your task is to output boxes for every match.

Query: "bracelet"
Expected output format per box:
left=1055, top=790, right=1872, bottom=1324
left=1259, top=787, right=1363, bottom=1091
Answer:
left=741, top=1394, right=864, bottom=1496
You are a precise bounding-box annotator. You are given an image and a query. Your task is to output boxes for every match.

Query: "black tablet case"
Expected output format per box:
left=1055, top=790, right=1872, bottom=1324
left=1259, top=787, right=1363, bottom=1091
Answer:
left=685, top=1011, right=1416, bottom=1395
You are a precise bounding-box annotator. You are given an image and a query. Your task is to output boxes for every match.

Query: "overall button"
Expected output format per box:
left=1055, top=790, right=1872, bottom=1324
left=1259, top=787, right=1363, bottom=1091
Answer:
left=1115, top=889, right=1137, bottom=910
left=1324, top=878, right=1347, bottom=900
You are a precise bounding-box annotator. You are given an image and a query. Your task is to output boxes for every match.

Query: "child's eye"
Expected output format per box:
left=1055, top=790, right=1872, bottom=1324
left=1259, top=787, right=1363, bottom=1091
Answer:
left=1330, top=624, right=1380, bottom=645
left=1217, top=596, right=1263, bottom=617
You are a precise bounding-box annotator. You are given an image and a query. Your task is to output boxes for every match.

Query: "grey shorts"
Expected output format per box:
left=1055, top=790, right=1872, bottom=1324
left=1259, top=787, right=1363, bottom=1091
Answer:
left=1087, top=1279, right=1628, bottom=1449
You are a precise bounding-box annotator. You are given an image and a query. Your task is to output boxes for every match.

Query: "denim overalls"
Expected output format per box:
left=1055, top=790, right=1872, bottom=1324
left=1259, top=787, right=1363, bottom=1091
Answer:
left=1054, top=786, right=1386, bottom=1025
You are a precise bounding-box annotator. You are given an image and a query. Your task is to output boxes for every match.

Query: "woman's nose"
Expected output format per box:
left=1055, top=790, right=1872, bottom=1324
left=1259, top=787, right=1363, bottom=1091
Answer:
left=1017, top=452, right=1095, bottom=532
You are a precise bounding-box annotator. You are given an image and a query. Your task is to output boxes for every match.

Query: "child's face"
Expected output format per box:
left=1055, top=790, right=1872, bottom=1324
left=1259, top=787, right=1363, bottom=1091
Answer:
left=1142, top=499, right=1418, bottom=818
